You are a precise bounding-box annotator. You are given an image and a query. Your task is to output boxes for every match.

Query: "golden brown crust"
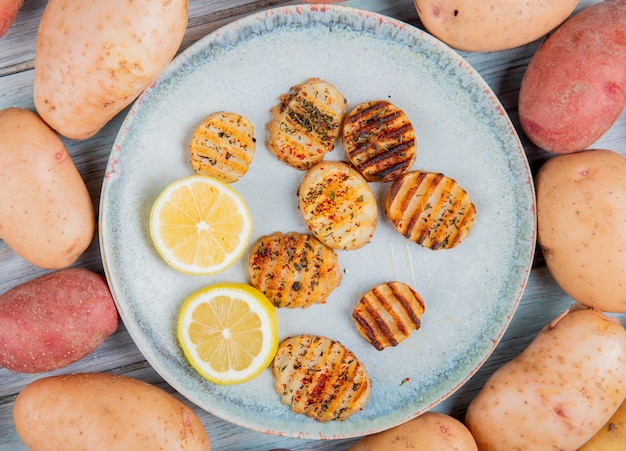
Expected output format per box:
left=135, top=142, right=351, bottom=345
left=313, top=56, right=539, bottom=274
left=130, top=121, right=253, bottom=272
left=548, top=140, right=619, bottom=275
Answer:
left=385, top=171, right=476, bottom=250
left=266, top=78, right=347, bottom=170
left=272, top=335, right=371, bottom=422
left=343, top=100, right=416, bottom=182
left=352, top=281, right=425, bottom=351
left=297, top=161, right=378, bottom=251
left=248, top=232, right=342, bottom=309
left=189, top=111, right=256, bottom=183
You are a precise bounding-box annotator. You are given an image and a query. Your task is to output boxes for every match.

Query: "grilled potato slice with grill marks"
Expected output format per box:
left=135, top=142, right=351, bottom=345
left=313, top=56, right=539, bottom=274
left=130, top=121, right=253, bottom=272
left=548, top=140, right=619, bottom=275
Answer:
left=343, top=100, right=417, bottom=182
left=353, top=281, right=425, bottom=351
left=267, top=78, right=347, bottom=170
left=386, top=170, right=476, bottom=250
left=272, top=334, right=371, bottom=422
left=189, top=111, right=256, bottom=183
left=298, top=161, right=377, bottom=251
left=248, top=231, right=342, bottom=309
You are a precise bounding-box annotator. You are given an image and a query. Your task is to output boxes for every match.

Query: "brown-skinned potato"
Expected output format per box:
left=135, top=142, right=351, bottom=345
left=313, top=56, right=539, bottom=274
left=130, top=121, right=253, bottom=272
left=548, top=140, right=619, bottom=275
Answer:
left=465, top=307, right=626, bottom=451
left=13, top=373, right=211, bottom=450
left=413, top=0, right=577, bottom=52
left=34, top=0, right=188, bottom=140
left=536, top=149, right=626, bottom=312
left=0, top=107, right=95, bottom=269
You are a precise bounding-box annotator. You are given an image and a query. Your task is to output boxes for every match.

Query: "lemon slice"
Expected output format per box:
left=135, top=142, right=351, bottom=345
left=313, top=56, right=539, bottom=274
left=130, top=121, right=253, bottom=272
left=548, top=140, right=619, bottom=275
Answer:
left=150, top=175, right=252, bottom=275
left=177, top=282, right=279, bottom=385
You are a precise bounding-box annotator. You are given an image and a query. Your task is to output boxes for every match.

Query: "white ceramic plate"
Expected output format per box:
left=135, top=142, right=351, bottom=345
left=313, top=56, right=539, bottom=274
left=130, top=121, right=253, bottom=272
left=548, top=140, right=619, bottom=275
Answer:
left=100, top=4, right=536, bottom=439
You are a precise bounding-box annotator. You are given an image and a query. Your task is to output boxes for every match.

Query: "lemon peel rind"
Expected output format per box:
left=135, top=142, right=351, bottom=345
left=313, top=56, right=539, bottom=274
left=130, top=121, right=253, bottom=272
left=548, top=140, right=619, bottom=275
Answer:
left=177, top=282, right=279, bottom=385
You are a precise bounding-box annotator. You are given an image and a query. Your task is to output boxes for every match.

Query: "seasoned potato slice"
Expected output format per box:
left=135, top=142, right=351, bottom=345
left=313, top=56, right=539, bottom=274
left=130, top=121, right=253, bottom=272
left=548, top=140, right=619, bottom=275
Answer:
left=248, top=231, right=342, bottom=308
left=189, top=112, right=256, bottom=183
left=352, top=281, right=425, bottom=351
left=298, top=161, right=377, bottom=250
left=272, top=334, right=371, bottom=422
left=343, top=100, right=416, bottom=182
left=267, top=78, right=347, bottom=170
left=386, top=170, right=476, bottom=250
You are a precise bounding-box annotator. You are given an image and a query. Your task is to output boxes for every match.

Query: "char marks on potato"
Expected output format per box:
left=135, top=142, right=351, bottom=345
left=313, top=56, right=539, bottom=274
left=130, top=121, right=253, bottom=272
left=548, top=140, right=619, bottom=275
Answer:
left=248, top=231, right=342, bottom=309
left=352, top=281, right=425, bottom=351
left=272, top=334, right=371, bottom=422
left=298, top=161, right=378, bottom=250
left=386, top=170, right=476, bottom=250
left=342, top=100, right=416, bottom=182
left=266, top=78, right=347, bottom=170
left=189, top=112, right=256, bottom=183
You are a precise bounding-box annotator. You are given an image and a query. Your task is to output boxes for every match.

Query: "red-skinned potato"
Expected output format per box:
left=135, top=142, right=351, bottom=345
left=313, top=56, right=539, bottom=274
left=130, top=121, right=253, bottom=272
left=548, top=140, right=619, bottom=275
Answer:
left=518, top=0, right=626, bottom=154
left=13, top=373, right=211, bottom=450
left=348, top=412, right=478, bottom=451
left=413, top=0, right=577, bottom=52
left=465, top=307, right=626, bottom=451
left=0, top=268, right=119, bottom=373
left=536, top=149, right=626, bottom=312
left=0, top=0, right=23, bottom=38
left=0, top=107, right=95, bottom=269
left=34, top=0, right=188, bottom=140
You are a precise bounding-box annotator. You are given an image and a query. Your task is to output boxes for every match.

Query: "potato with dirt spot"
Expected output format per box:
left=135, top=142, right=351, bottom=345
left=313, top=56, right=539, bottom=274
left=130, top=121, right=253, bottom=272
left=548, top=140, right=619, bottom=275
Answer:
left=13, top=372, right=211, bottom=450
left=413, top=0, right=577, bottom=52
left=465, top=307, right=626, bottom=451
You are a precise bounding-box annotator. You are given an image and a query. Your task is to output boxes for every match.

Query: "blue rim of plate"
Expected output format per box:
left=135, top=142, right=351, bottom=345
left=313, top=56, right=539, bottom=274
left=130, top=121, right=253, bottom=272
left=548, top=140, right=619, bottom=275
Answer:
left=100, top=4, right=536, bottom=440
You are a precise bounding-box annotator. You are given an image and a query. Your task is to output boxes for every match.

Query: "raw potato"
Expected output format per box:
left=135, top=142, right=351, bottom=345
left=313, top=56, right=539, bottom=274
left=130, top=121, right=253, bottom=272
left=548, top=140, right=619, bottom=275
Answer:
left=413, top=0, right=577, bottom=52
left=0, top=268, right=119, bottom=373
left=465, top=307, right=626, bottom=451
left=518, top=0, right=626, bottom=154
left=536, top=149, right=626, bottom=312
left=0, top=107, right=95, bottom=269
left=13, top=372, right=211, bottom=450
left=348, top=412, right=478, bottom=451
left=579, top=398, right=626, bottom=451
left=34, top=0, right=188, bottom=140
left=0, top=0, right=23, bottom=38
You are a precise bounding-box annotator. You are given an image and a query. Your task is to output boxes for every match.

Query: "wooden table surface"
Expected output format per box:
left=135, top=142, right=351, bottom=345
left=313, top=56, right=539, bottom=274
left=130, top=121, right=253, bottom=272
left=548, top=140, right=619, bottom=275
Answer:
left=1, top=1, right=624, bottom=450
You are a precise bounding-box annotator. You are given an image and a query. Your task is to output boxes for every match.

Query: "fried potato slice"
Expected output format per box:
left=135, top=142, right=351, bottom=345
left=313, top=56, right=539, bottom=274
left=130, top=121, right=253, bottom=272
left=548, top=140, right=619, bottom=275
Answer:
left=267, top=78, right=347, bottom=170
left=189, top=111, right=256, bottom=183
left=248, top=231, right=342, bottom=308
left=298, top=161, right=377, bottom=250
left=343, top=100, right=416, bottom=182
left=272, top=334, right=371, bottom=422
left=386, top=171, right=476, bottom=250
left=353, top=281, right=425, bottom=351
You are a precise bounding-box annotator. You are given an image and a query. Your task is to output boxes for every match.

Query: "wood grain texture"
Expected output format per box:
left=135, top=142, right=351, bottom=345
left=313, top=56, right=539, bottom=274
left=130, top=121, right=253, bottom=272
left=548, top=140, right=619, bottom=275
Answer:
left=1, top=1, right=624, bottom=450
